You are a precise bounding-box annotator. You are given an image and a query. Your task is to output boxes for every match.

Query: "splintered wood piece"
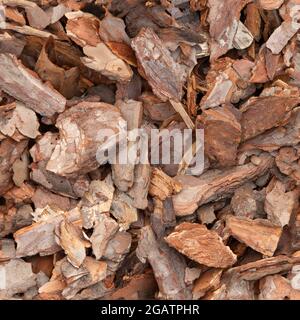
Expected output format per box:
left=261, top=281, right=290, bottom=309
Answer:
left=149, top=168, right=182, bottom=201
left=136, top=226, right=192, bottom=300
left=128, top=163, right=151, bottom=210
left=230, top=255, right=300, bottom=281
left=173, top=153, right=273, bottom=216
left=131, top=27, right=185, bottom=102
left=265, top=179, right=299, bottom=227
left=165, top=222, right=237, bottom=268
left=0, top=102, right=40, bottom=140
left=46, top=102, right=126, bottom=177
left=81, top=43, right=133, bottom=83
left=61, top=257, right=107, bottom=299
left=199, top=104, right=241, bottom=167
left=0, top=54, right=66, bottom=117
left=111, top=191, right=138, bottom=230
left=226, top=216, right=282, bottom=256
left=90, top=214, right=119, bottom=260
left=169, top=100, right=195, bottom=129
left=56, top=219, right=90, bottom=268
left=0, top=258, right=36, bottom=296
left=81, top=176, right=115, bottom=229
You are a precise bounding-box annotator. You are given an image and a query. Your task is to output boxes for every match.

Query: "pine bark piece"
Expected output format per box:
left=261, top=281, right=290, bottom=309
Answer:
left=165, top=222, right=237, bottom=268
left=207, top=0, right=251, bottom=61
left=128, top=163, right=151, bottom=209
left=136, top=225, right=192, bottom=300
left=0, top=239, right=16, bottom=262
left=14, top=207, right=81, bottom=257
left=90, top=214, right=119, bottom=260
left=257, top=0, right=284, bottom=10
left=0, top=53, right=66, bottom=117
left=265, top=180, right=299, bottom=227
left=65, top=11, right=101, bottom=47
left=82, top=43, right=133, bottom=83
left=231, top=255, right=300, bottom=281
left=193, top=268, right=223, bottom=299
left=35, top=37, right=80, bottom=99
left=200, top=104, right=241, bottom=167
left=56, top=219, right=90, bottom=268
left=151, top=197, right=176, bottom=238
left=111, top=191, right=138, bottom=230
left=0, top=258, right=36, bottom=296
left=112, top=99, right=143, bottom=192
left=232, top=21, right=254, bottom=50
left=0, top=138, right=28, bottom=195
left=173, top=153, right=274, bottom=216
left=61, top=257, right=107, bottom=300
left=105, top=273, right=157, bottom=300
left=149, top=168, right=182, bottom=201
left=131, top=27, right=185, bottom=102
left=81, top=177, right=114, bottom=229
left=240, top=107, right=300, bottom=152
left=46, top=102, right=126, bottom=178
left=241, top=96, right=299, bottom=141
left=2, top=0, right=51, bottom=29
left=259, top=275, right=294, bottom=300
left=216, top=269, right=255, bottom=300
left=226, top=216, right=282, bottom=256
left=32, top=187, right=71, bottom=211
left=0, top=32, right=25, bottom=56
left=102, top=231, right=132, bottom=272
left=266, top=21, right=299, bottom=55
left=231, top=183, right=262, bottom=219
left=0, top=102, right=40, bottom=140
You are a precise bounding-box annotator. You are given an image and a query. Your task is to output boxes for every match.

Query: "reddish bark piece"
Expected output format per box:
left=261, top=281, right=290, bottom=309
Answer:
left=226, top=216, right=282, bottom=256
left=165, top=222, right=237, bottom=268
left=132, top=27, right=185, bottom=102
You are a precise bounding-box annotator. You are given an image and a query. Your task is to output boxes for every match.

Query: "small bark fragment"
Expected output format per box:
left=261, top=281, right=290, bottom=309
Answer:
left=226, top=216, right=282, bottom=256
